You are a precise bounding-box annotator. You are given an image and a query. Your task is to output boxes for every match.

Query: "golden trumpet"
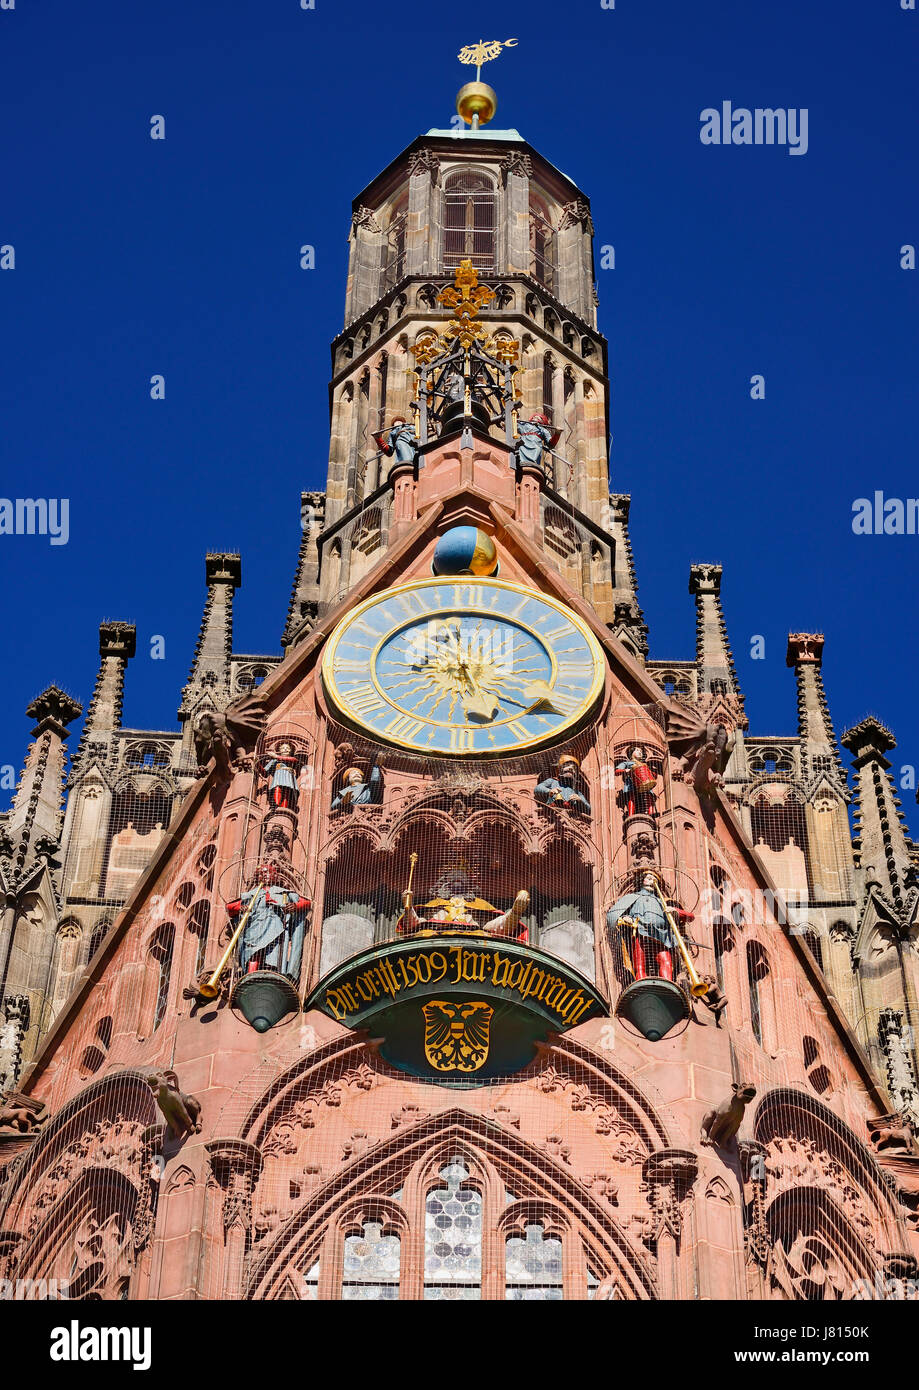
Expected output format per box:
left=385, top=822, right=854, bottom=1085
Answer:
left=198, top=886, right=266, bottom=1000
left=648, top=877, right=709, bottom=998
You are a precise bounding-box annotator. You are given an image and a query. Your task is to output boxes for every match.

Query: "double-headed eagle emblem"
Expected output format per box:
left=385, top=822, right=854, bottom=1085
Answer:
left=457, top=38, right=518, bottom=72
left=423, top=1000, right=494, bottom=1073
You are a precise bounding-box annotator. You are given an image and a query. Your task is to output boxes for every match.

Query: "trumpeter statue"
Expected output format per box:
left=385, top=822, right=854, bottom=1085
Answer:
left=226, top=863, right=312, bottom=982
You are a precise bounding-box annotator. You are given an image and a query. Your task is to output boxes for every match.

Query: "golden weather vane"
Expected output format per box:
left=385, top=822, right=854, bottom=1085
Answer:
left=457, top=37, right=518, bottom=83
left=454, top=38, right=518, bottom=128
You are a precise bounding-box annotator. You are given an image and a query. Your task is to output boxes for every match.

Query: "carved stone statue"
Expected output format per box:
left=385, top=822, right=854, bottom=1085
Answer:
left=331, top=765, right=382, bottom=812
left=259, top=741, right=302, bottom=811
left=193, top=700, right=266, bottom=778
left=375, top=417, right=419, bottom=466
left=146, top=1070, right=202, bottom=1139
left=514, top=412, right=559, bottom=468
left=226, top=863, right=312, bottom=980
left=607, top=871, right=694, bottom=983
left=700, top=1082, right=756, bottom=1148
left=615, top=745, right=659, bottom=817
left=665, top=709, right=736, bottom=801
left=534, top=754, right=591, bottom=816
left=696, top=974, right=728, bottom=1028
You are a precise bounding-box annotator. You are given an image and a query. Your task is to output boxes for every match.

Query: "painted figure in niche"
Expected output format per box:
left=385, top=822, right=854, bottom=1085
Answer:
left=259, top=742, right=303, bottom=811
left=514, top=412, right=560, bottom=468
left=615, top=745, right=659, bottom=818
left=607, top=870, right=694, bottom=983
left=534, top=753, right=591, bottom=816
left=374, top=417, right=419, bottom=466
left=226, top=862, right=312, bottom=981
left=397, top=879, right=530, bottom=943
left=331, top=764, right=382, bottom=812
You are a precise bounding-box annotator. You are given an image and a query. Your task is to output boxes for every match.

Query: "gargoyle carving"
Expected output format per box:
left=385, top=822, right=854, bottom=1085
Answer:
left=146, top=1070, right=202, bottom=1140
left=193, top=697, right=267, bottom=778
left=700, top=1081, right=756, bottom=1148
left=867, top=1111, right=918, bottom=1157
left=666, top=707, right=735, bottom=800
left=0, top=1092, right=47, bottom=1135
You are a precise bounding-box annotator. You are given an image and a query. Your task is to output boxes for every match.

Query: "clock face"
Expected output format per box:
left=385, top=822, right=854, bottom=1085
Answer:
left=322, top=577, right=605, bottom=755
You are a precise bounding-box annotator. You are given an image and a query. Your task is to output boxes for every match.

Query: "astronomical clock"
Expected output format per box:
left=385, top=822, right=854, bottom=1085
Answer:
left=321, top=576, right=605, bottom=755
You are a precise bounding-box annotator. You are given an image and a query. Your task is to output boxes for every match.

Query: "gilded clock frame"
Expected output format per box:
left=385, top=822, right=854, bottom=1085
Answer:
left=321, top=576, right=606, bottom=756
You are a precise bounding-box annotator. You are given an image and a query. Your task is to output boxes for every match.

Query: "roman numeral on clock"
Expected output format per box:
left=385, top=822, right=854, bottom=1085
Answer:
left=449, top=728, right=476, bottom=752
left=345, top=684, right=386, bottom=715
left=385, top=714, right=424, bottom=740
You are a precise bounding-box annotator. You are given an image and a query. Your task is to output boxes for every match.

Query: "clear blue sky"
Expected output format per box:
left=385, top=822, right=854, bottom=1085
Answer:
left=1, top=0, right=917, bottom=806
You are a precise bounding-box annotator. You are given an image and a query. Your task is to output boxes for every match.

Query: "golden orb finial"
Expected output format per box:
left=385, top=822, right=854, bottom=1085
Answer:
left=455, top=37, right=517, bottom=128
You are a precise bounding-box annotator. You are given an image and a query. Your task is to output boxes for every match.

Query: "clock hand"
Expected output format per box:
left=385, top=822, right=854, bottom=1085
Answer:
left=459, top=662, right=500, bottom=722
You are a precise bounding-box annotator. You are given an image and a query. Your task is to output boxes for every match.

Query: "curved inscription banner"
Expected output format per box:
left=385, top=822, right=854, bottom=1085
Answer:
left=305, top=934, right=608, bottom=1082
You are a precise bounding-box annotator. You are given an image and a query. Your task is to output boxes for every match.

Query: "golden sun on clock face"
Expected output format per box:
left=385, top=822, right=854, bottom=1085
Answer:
left=321, top=577, right=605, bottom=755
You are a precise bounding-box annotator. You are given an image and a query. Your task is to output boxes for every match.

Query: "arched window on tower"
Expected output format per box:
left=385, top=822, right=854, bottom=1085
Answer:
left=150, top=923, right=175, bottom=1033
left=746, top=940, right=770, bottom=1047
left=443, top=172, right=496, bottom=274
left=542, top=354, right=555, bottom=420
left=529, top=195, right=556, bottom=293
left=383, top=195, right=408, bottom=290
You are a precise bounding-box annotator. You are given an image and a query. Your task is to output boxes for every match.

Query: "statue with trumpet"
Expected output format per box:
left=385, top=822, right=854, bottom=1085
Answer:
left=607, top=870, right=707, bottom=998
left=194, top=863, right=311, bottom=1002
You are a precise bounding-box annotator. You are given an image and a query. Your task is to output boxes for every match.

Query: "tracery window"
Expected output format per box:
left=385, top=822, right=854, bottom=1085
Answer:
left=423, top=1158, right=483, bottom=1300
left=443, top=172, right=496, bottom=273
left=505, top=1223, right=563, bottom=1300
left=342, top=1221, right=401, bottom=1300
left=746, top=940, right=770, bottom=1047
left=150, top=923, right=175, bottom=1032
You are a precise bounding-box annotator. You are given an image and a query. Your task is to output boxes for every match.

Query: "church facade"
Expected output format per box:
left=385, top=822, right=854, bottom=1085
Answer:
left=1, top=92, right=918, bottom=1302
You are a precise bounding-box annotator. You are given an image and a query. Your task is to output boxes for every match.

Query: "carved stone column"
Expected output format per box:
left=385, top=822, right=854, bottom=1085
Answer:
left=738, top=1139, right=769, bottom=1299
left=642, top=1148, right=698, bottom=1300
left=205, top=1139, right=264, bottom=1300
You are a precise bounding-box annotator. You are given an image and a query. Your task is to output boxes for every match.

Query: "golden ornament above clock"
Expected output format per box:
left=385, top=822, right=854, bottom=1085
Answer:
left=321, top=577, right=605, bottom=756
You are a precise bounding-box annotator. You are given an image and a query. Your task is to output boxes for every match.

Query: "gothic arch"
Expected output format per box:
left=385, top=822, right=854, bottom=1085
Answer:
left=1, top=1069, right=157, bottom=1239
left=754, top=1087, right=903, bottom=1233
left=244, top=1107, right=657, bottom=1300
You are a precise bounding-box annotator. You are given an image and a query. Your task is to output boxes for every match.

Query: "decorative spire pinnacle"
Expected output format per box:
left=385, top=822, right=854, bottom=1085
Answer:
left=6, top=685, right=82, bottom=868
left=688, top=563, right=745, bottom=722
left=73, top=621, right=136, bottom=772
left=785, top=632, right=846, bottom=786
left=841, top=716, right=916, bottom=908
left=455, top=38, right=518, bottom=128
left=179, top=553, right=241, bottom=742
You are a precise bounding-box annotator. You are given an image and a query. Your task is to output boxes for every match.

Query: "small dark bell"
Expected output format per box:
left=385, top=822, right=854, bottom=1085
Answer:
left=231, top=970, right=300, bottom=1033
left=615, top=978, right=690, bottom=1042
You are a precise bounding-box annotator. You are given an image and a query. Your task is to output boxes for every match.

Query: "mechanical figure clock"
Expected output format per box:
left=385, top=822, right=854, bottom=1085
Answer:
left=321, top=577, right=605, bottom=755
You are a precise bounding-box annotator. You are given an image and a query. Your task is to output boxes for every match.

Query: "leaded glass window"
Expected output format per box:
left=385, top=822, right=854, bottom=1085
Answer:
left=505, top=1223, right=563, bottom=1300
left=423, top=1158, right=482, bottom=1300
left=298, top=1259, right=320, bottom=1300
left=342, top=1221, right=400, bottom=1300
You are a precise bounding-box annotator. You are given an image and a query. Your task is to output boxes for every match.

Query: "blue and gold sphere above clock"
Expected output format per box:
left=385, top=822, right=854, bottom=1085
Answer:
left=322, top=577, right=605, bottom=756
left=432, top=526, right=498, bottom=577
